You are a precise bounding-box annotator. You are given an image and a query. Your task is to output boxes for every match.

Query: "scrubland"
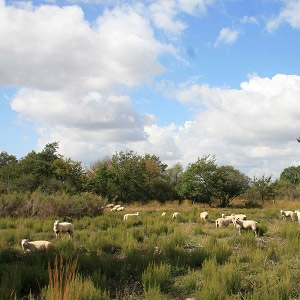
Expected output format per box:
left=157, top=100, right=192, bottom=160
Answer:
left=1, top=200, right=300, bottom=300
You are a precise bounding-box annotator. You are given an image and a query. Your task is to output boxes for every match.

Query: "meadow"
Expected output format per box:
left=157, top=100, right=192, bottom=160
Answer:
left=1, top=201, right=300, bottom=300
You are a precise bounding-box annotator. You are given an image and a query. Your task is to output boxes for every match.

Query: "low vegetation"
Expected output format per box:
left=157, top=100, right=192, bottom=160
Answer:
left=1, top=201, right=300, bottom=299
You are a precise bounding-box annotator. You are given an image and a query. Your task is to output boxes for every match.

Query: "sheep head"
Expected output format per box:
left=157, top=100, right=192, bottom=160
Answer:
left=53, top=220, right=60, bottom=230
left=21, top=239, right=29, bottom=247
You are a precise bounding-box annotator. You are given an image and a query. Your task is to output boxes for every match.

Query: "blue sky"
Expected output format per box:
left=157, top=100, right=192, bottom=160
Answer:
left=1, top=0, right=300, bottom=177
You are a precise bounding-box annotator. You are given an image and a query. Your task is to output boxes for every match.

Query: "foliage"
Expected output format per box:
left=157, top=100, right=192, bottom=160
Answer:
left=0, top=191, right=105, bottom=218
left=177, top=156, right=249, bottom=206
left=176, top=155, right=219, bottom=204
left=252, top=175, right=275, bottom=204
left=214, top=166, right=250, bottom=207
left=280, top=165, right=300, bottom=186
left=0, top=143, right=86, bottom=195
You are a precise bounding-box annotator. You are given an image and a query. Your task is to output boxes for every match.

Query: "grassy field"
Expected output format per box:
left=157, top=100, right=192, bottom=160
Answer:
left=1, top=200, right=300, bottom=300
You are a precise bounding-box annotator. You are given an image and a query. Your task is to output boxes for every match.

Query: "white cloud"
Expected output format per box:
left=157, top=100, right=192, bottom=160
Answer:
left=241, top=16, right=258, bottom=25
left=266, top=0, right=300, bottom=32
left=148, top=0, right=213, bottom=37
left=146, top=74, right=300, bottom=177
left=0, top=1, right=172, bottom=162
left=214, top=27, right=239, bottom=46
left=0, top=3, right=169, bottom=90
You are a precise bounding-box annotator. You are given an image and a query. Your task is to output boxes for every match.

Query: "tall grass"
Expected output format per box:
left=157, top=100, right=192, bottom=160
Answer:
left=41, top=257, right=108, bottom=300
left=2, top=204, right=300, bottom=299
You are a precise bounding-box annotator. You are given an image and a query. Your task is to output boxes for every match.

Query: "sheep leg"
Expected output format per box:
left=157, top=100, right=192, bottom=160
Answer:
left=55, top=231, right=59, bottom=239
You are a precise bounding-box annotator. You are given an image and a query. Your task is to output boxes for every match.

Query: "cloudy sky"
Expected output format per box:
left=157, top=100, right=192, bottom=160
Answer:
left=1, top=0, right=300, bottom=177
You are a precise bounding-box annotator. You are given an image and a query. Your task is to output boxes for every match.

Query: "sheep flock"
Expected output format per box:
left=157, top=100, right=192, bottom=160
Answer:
left=19, top=207, right=300, bottom=254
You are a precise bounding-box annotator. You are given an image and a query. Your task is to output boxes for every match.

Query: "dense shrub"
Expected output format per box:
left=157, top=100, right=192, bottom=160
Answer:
left=0, top=191, right=105, bottom=218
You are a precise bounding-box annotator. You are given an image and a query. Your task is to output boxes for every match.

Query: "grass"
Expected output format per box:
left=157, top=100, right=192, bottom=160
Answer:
left=1, top=201, right=300, bottom=299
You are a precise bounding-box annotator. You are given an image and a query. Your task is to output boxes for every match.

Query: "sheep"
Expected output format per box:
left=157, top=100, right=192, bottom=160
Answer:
left=123, top=212, right=139, bottom=221
left=106, top=203, right=115, bottom=208
left=215, top=217, right=231, bottom=228
left=53, top=220, right=74, bottom=239
left=231, top=213, right=247, bottom=221
left=116, top=206, right=125, bottom=211
left=233, top=218, right=258, bottom=237
left=280, top=210, right=295, bottom=221
left=111, top=205, right=122, bottom=211
left=21, top=239, right=52, bottom=253
left=221, top=213, right=226, bottom=218
left=161, top=212, right=167, bottom=216
left=172, top=212, right=181, bottom=219
left=295, top=210, right=300, bottom=224
left=200, top=211, right=208, bottom=220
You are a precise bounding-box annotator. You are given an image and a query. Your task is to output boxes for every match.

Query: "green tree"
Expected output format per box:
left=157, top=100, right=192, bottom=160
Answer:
left=252, top=175, right=275, bottom=204
left=280, top=166, right=300, bottom=186
left=86, top=158, right=113, bottom=198
left=215, top=166, right=250, bottom=207
left=0, top=151, right=18, bottom=193
left=176, top=155, right=219, bottom=205
left=109, top=151, right=146, bottom=202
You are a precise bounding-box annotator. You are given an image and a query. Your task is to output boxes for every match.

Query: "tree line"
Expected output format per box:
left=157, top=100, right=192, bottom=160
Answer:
left=1, top=142, right=300, bottom=208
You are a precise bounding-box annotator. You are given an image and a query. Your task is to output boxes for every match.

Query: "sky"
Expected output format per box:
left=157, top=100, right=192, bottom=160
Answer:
left=1, top=0, right=300, bottom=178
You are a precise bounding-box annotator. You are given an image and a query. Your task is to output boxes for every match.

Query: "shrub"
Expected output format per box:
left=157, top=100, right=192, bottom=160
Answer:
left=142, top=263, right=171, bottom=291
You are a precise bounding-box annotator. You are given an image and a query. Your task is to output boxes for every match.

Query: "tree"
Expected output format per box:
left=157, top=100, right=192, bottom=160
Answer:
left=252, top=175, right=275, bottom=204
left=214, top=166, right=250, bottom=207
left=176, top=155, right=219, bottom=205
left=0, top=151, right=18, bottom=193
left=280, top=166, right=300, bottom=186
left=109, top=151, right=146, bottom=202
left=86, top=159, right=113, bottom=198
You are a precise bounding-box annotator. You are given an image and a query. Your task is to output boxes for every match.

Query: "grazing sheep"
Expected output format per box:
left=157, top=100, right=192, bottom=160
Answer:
left=172, top=212, right=181, bottom=219
left=233, top=218, right=258, bottom=237
left=200, top=212, right=208, bottom=220
left=21, top=239, right=52, bottom=253
left=280, top=210, right=295, bottom=221
left=123, top=212, right=139, bottom=221
left=161, top=212, right=167, bottom=216
left=111, top=205, right=122, bottom=211
left=106, top=203, right=115, bottom=208
left=53, top=220, right=74, bottom=239
left=295, top=210, right=300, bottom=224
left=231, top=213, right=247, bottom=220
left=215, top=217, right=231, bottom=228
left=116, top=206, right=125, bottom=211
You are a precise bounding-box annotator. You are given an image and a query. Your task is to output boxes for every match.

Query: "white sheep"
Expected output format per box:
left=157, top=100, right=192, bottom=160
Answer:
left=21, top=239, right=52, bottom=253
left=215, top=217, right=231, bottom=228
left=161, top=212, right=167, bottom=216
left=111, top=205, right=122, bottom=211
left=231, top=213, right=247, bottom=221
left=53, top=220, right=74, bottom=239
left=200, top=211, right=208, bottom=220
left=221, top=213, right=226, bottom=218
left=172, top=212, right=181, bottom=219
left=106, top=203, right=115, bottom=208
left=116, top=206, right=125, bottom=211
left=123, top=212, right=139, bottom=221
left=233, top=218, right=258, bottom=237
left=295, top=210, right=300, bottom=224
left=280, top=210, right=295, bottom=221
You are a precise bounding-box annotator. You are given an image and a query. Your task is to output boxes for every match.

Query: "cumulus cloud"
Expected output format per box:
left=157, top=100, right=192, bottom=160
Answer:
left=0, top=3, right=169, bottom=90
left=214, top=27, right=239, bottom=46
left=151, top=74, right=300, bottom=177
left=266, top=0, right=300, bottom=32
left=0, top=1, right=172, bottom=162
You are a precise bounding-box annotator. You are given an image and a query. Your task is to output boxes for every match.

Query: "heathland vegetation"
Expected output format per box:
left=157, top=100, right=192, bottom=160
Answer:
left=2, top=142, right=300, bottom=299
